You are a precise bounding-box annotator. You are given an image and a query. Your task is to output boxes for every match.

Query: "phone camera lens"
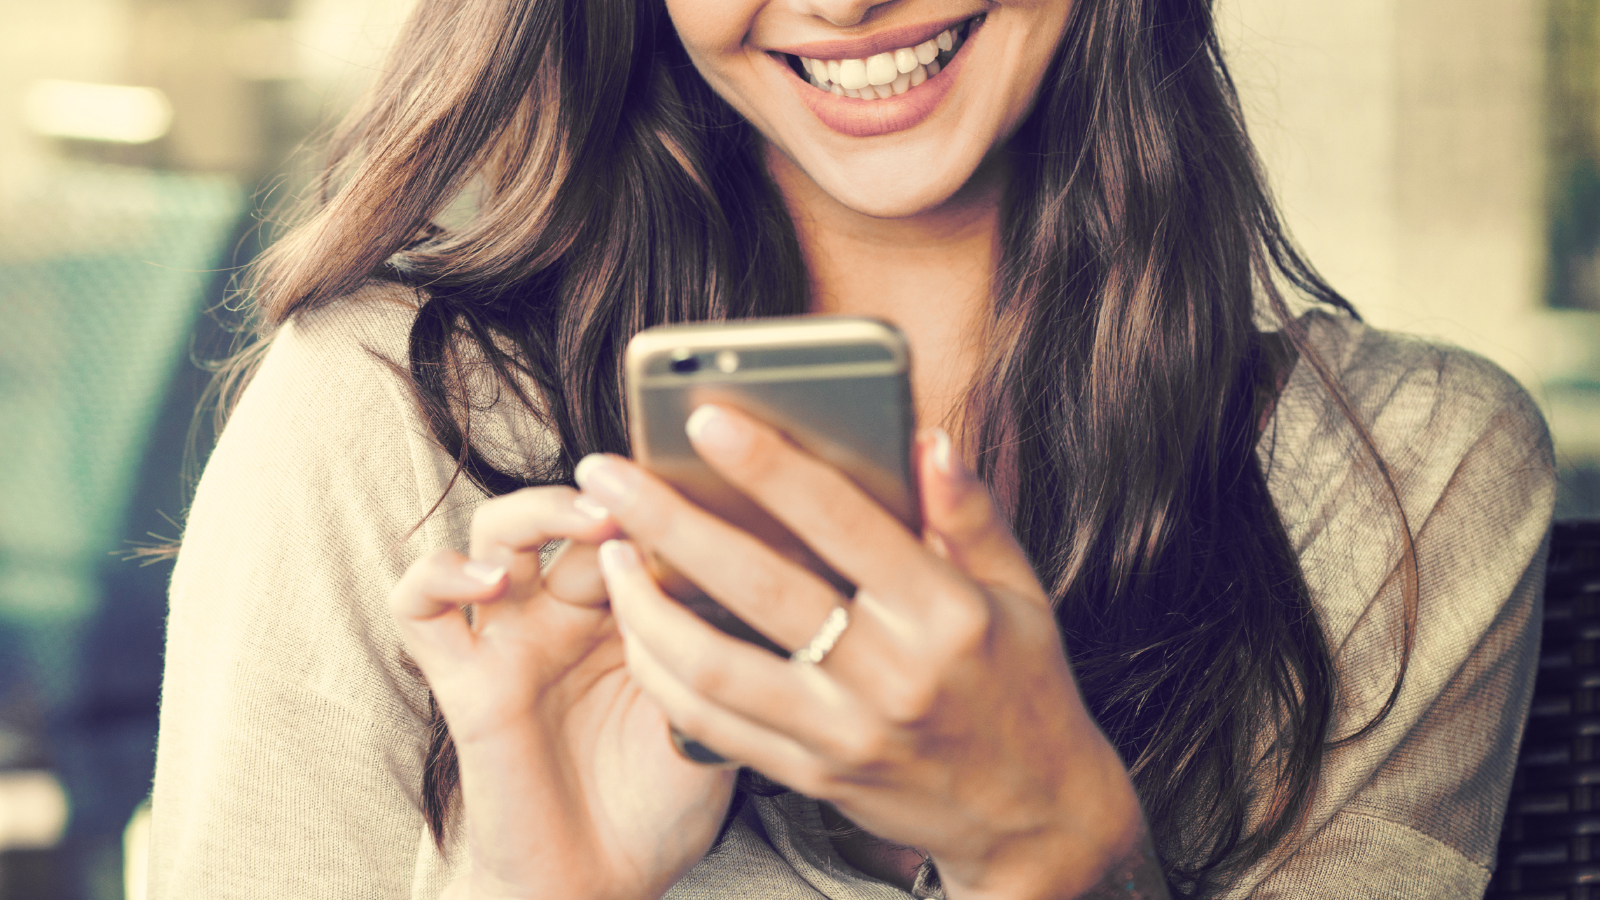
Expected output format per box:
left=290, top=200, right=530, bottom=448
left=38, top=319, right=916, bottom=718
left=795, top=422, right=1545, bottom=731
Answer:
left=669, top=352, right=700, bottom=374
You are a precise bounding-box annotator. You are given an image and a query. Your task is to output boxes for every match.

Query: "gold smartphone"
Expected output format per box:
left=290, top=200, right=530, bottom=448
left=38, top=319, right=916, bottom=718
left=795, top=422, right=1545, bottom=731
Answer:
left=624, top=317, right=920, bottom=763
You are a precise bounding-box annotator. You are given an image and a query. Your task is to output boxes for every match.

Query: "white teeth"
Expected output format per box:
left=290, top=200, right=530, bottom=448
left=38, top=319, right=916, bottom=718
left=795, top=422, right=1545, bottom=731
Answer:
left=865, top=52, right=897, bottom=86
left=838, top=58, right=869, bottom=90
left=795, top=22, right=968, bottom=100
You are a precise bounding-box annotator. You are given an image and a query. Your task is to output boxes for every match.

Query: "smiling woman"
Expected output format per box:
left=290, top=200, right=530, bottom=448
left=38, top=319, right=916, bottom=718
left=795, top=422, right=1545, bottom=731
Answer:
left=145, top=0, right=1554, bottom=899
left=674, top=2, right=1065, bottom=214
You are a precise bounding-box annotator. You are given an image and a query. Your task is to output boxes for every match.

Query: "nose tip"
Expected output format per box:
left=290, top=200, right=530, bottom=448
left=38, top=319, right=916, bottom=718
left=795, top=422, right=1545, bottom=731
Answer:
left=788, top=0, right=887, bottom=29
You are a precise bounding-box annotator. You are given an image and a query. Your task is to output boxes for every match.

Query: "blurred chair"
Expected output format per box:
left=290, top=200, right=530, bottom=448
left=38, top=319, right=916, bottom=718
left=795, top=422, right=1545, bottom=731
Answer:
left=1487, top=520, right=1600, bottom=899
left=0, top=161, right=245, bottom=899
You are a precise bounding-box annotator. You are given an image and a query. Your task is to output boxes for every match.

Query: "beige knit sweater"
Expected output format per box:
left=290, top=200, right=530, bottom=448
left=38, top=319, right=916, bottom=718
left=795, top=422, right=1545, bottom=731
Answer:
left=148, top=282, right=1556, bottom=899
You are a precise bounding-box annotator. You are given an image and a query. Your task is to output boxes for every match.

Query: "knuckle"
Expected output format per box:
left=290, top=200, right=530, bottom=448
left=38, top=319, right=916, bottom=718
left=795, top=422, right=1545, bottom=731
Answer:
left=727, top=434, right=817, bottom=498
left=786, top=760, right=836, bottom=798
left=391, top=549, right=462, bottom=615
left=408, top=549, right=459, bottom=591
left=421, top=547, right=463, bottom=577
left=468, top=494, right=514, bottom=544
left=469, top=485, right=576, bottom=553
left=670, top=706, right=709, bottom=740
left=680, top=653, right=731, bottom=699
left=603, top=471, right=682, bottom=541
left=877, top=673, right=939, bottom=725
left=934, top=593, right=993, bottom=658
left=725, top=428, right=789, bottom=480
left=725, top=554, right=814, bottom=621
left=948, top=485, right=1001, bottom=539
left=387, top=577, right=417, bottom=615
left=830, top=722, right=891, bottom=769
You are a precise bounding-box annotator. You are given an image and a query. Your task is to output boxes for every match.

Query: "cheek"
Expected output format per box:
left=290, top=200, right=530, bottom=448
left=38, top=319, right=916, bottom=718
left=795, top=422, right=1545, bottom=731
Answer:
left=662, top=0, right=755, bottom=69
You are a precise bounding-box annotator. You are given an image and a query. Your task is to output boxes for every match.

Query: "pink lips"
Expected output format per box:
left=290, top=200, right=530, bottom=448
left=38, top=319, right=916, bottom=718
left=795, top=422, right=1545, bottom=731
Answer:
left=770, top=16, right=971, bottom=61
left=780, top=20, right=979, bottom=139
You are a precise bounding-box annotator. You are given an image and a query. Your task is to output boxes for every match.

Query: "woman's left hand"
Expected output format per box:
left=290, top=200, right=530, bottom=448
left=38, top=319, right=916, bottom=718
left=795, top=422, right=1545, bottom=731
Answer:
left=574, top=406, right=1159, bottom=900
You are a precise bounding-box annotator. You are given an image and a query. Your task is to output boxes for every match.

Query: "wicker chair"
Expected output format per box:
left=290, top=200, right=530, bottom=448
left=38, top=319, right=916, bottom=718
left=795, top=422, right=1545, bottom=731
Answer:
left=1486, top=521, right=1600, bottom=899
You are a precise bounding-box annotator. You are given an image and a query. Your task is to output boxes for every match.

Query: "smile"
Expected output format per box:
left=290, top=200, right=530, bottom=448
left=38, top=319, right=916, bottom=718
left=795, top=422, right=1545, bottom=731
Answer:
left=773, top=15, right=986, bottom=138
left=784, top=17, right=979, bottom=101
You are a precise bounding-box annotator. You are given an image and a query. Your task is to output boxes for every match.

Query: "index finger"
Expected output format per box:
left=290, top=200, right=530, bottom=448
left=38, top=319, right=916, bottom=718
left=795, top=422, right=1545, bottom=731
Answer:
left=465, top=487, right=623, bottom=620
left=680, top=405, right=954, bottom=611
left=467, top=486, right=621, bottom=565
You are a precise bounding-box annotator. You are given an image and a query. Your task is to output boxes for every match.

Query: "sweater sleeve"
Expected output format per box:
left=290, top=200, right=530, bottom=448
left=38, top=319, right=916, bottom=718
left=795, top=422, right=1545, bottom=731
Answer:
left=147, top=290, right=479, bottom=899
left=1229, top=317, right=1557, bottom=899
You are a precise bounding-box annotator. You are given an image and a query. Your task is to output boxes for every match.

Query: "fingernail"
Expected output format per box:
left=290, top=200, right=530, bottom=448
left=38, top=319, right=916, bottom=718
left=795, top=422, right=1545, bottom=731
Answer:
left=574, top=455, right=637, bottom=511
left=462, top=560, right=507, bottom=586
left=931, top=428, right=953, bottom=474
left=573, top=494, right=611, bottom=521
left=599, top=539, right=640, bottom=574
left=685, top=405, right=750, bottom=459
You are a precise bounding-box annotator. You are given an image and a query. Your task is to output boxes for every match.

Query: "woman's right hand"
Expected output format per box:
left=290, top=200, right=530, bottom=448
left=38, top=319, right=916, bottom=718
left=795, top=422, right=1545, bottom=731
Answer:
left=390, top=486, right=738, bottom=900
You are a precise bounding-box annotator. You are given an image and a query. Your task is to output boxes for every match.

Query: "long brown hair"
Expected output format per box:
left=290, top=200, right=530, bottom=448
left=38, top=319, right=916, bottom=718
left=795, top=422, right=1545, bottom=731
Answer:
left=238, top=0, right=1417, bottom=894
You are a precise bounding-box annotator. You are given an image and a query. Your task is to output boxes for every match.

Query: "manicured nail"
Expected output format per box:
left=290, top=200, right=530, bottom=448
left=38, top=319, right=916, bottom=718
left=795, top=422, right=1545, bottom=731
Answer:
left=931, top=428, right=953, bottom=474
left=685, top=405, right=750, bottom=459
left=599, top=539, right=640, bottom=574
left=573, top=494, right=611, bottom=521
left=574, top=454, right=637, bottom=510
left=462, top=561, right=507, bottom=586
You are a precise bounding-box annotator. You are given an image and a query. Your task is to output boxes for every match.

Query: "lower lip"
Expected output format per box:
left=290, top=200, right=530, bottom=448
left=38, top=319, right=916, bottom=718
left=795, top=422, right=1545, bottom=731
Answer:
left=784, top=25, right=978, bottom=138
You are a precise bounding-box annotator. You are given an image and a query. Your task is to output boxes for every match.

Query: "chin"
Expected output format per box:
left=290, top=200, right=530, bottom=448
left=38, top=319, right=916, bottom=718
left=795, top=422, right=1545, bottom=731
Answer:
left=772, top=139, right=996, bottom=220
left=829, top=177, right=974, bottom=219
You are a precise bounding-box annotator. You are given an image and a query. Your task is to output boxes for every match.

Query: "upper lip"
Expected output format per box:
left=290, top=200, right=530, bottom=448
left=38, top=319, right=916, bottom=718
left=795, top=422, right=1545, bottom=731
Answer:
left=766, top=13, right=975, bottom=60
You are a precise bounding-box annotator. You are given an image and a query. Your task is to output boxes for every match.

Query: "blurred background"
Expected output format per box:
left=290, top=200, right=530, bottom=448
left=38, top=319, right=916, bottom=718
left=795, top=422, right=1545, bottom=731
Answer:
left=0, top=0, right=411, bottom=896
left=0, top=0, right=1590, bottom=896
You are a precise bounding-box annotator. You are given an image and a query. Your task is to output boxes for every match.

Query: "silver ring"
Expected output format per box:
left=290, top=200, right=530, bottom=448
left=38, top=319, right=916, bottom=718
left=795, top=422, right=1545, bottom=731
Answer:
left=791, top=606, right=850, bottom=666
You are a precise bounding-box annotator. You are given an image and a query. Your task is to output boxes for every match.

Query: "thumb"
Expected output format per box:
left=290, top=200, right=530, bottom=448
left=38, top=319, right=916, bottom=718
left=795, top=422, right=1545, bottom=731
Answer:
left=916, top=428, right=1045, bottom=603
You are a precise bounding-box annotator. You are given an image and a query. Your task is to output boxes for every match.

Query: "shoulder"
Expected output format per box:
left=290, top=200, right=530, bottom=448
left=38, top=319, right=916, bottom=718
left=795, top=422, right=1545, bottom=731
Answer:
left=1229, top=314, right=1556, bottom=897
left=1267, top=311, right=1553, bottom=558
left=1284, top=310, right=1551, bottom=473
left=265, top=279, right=558, bottom=481
left=234, top=279, right=425, bottom=433
left=174, top=279, right=472, bottom=702
left=202, top=280, right=470, bottom=538
left=155, top=282, right=460, bottom=893
left=1265, top=309, right=1554, bottom=689
left=283, top=278, right=426, bottom=352
left=250, top=279, right=426, bottom=415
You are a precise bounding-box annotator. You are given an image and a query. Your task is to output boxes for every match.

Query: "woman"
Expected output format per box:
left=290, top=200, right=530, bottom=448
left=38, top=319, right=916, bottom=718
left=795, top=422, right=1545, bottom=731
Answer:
left=146, top=0, right=1555, bottom=897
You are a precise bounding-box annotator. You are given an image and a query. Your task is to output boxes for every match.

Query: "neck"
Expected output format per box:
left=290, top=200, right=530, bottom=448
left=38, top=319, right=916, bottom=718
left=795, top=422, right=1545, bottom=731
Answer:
left=766, top=145, right=1005, bottom=432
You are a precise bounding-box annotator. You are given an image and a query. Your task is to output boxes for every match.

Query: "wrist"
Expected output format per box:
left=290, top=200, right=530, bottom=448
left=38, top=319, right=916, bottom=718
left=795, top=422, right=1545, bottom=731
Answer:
left=936, top=743, right=1163, bottom=900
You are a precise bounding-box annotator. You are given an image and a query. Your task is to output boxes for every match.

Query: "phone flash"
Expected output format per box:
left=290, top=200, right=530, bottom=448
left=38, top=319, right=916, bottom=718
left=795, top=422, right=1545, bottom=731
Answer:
left=715, top=350, right=739, bottom=373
